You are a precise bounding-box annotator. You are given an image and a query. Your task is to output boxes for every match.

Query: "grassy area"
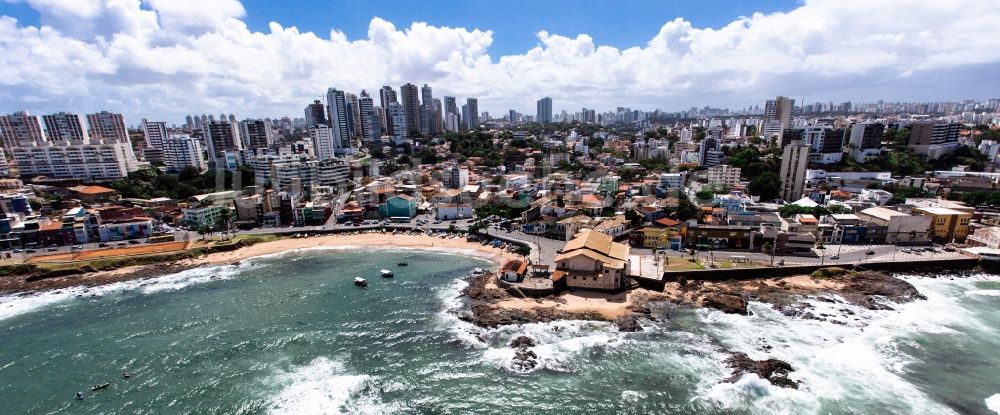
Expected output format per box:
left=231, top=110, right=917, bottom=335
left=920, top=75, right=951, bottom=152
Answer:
left=663, top=259, right=705, bottom=271
left=717, top=260, right=733, bottom=269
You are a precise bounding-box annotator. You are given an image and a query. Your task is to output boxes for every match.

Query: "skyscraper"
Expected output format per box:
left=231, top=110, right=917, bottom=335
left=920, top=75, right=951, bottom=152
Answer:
left=432, top=98, right=443, bottom=134
left=43, top=112, right=89, bottom=142
left=400, top=83, right=421, bottom=137
left=304, top=100, right=326, bottom=128
left=421, top=84, right=433, bottom=105
left=325, top=87, right=351, bottom=154
left=536, top=97, right=553, bottom=123
left=346, top=92, right=362, bottom=139
left=466, top=98, right=479, bottom=130
left=779, top=140, right=810, bottom=201
left=443, top=96, right=459, bottom=128
left=379, top=85, right=397, bottom=133
left=1, top=111, right=46, bottom=148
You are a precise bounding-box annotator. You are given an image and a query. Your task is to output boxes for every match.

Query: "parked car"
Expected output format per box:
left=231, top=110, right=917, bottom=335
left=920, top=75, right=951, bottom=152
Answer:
left=829, top=255, right=840, bottom=260
left=866, top=250, right=875, bottom=255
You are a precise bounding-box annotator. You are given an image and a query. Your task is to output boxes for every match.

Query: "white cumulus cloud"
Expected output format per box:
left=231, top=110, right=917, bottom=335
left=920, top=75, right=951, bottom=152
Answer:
left=0, top=0, right=998, bottom=123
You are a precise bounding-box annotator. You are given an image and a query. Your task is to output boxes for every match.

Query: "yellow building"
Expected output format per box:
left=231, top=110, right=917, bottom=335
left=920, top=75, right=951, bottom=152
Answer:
left=554, top=229, right=631, bottom=290
left=913, top=207, right=972, bottom=243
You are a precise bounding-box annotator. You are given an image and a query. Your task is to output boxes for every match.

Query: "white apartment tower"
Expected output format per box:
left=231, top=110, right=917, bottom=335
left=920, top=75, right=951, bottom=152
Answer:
left=779, top=140, right=810, bottom=201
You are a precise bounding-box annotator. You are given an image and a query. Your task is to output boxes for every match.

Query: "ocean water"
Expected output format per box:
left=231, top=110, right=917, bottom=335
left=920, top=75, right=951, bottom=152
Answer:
left=0, top=249, right=998, bottom=414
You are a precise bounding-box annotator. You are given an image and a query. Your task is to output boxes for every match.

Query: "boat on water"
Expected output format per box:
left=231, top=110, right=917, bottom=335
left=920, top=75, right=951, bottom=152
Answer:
left=381, top=269, right=394, bottom=278
left=91, top=383, right=110, bottom=391
left=354, top=277, right=368, bottom=287
left=397, top=262, right=408, bottom=266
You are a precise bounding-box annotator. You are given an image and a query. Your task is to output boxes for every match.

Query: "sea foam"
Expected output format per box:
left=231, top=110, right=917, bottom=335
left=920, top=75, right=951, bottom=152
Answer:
left=0, top=264, right=245, bottom=321
left=266, top=357, right=382, bottom=415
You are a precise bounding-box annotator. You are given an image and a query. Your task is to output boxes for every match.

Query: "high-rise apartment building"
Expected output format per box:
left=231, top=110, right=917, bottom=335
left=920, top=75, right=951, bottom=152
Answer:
left=466, top=98, right=479, bottom=130
left=779, top=140, right=810, bottom=201
left=325, top=87, right=351, bottom=154
left=0, top=111, right=46, bottom=148
left=141, top=119, right=167, bottom=150
left=309, top=124, right=335, bottom=161
left=239, top=119, right=272, bottom=152
left=443, top=96, right=459, bottom=129
left=86, top=111, right=129, bottom=143
left=907, top=121, right=961, bottom=160
left=847, top=122, right=884, bottom=162
left=400, top=83, right=421, bottom=136
left=763, top=96, right=795, bottom=138
left=537, top=97, right=553, bottom=123
left=203, top=121, right=242, bottom=167
left=43, top=112, right=89, bottom=142
left=358, top=90, right=375, bottom=141
left=421, top=84, right=433, bottom=107
left=346, top=92, right=362, bottom=139
left=385, top=102, right=407, bottom=143
left=304, top=100, right=326, bottom=128
left=163, top=133, right=207, bottom=172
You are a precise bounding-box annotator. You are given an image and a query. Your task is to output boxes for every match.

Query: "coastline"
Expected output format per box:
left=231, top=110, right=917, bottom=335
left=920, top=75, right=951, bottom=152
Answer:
left=0, top=232, right=517, bottom=296
left=459, top=267, right=928, bottom=332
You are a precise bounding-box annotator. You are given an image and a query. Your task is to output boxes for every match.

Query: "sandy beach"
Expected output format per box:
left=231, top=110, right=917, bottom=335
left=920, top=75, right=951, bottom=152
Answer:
left=0, top=232, right=519, bottom=295
left=185, top=232, right=519, bottom=267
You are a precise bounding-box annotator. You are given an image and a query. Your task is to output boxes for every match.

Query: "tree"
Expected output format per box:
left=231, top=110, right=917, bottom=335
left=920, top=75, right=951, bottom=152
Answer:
left=748, top=172, right=781, bottom=201
left=515, top=245, right=531, bottom=258
left=762, top=242, right=776, bottom=266
left=624, top=209, right=644, bottom=227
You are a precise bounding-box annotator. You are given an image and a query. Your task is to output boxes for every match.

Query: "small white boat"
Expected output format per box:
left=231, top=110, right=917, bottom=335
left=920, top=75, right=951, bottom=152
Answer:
left=380, top=269, right=394, bottom=278
left=354, top=277, right=368, bottom=287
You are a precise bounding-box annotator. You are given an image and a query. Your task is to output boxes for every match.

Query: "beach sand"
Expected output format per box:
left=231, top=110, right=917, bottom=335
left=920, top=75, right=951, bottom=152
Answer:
left=184, top=232, right=518, bottom=267
left=0, top=232, right=519, bottom=294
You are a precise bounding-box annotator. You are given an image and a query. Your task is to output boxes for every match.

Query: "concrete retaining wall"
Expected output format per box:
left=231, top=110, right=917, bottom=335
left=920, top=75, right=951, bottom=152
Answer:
left=662, top=257, right=981, bottom=282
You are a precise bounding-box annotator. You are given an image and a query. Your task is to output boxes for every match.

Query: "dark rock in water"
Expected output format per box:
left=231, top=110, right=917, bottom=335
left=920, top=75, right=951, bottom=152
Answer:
left=508, top=348, right=538, bottom=372
left=507, top=336, right=539, bottom=373
left=613, top=314, right=644, bottom=332
left=723, top=352, right=798, bottom=389
left=509, top=335, right=536, bottom=348
left=702, top=293, right=748, bottom=315
left=834, top=271, right=925, bottom=310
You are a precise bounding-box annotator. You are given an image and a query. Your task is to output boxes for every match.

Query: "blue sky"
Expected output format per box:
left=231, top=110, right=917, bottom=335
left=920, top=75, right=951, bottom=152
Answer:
left=0, top=0, right=997, bottom=122
left=0, top=0, right=798, bottom=58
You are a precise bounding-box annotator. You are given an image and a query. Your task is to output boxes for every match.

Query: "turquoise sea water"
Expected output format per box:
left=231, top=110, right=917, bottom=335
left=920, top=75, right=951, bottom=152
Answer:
left=0, top=248, right=998, bottom=414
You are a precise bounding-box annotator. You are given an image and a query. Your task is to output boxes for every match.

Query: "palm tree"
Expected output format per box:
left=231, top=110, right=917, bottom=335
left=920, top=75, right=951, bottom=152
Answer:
left=762, top=242, right=775, bottom=267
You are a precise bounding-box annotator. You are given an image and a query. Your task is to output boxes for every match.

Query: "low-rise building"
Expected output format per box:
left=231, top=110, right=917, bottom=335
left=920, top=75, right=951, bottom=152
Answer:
left=553, top=229, right=631, bottom=291
left=913, top=206, right=972, bottom=243
left=857, top=207, right=932, bottom=244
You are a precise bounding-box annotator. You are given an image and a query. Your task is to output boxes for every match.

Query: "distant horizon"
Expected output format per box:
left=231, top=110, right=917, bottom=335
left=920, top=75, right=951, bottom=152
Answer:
left=1, top=0, right=998, bottom=122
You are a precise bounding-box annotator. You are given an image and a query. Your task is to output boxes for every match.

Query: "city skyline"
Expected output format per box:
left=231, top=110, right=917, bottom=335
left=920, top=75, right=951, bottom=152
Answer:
left=0, top=0, right=998, bottom=122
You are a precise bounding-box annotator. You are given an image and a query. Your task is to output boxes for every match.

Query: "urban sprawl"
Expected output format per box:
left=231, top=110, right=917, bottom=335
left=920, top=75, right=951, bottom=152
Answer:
left=2, top=86, right=1000, bottom=291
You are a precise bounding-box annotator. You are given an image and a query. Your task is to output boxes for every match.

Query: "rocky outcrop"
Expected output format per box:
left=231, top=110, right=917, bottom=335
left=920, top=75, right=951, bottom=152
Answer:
left=506, top=336, right=538, bottom=373
left=463, top=303, right=606, bottom=328
left=613, top=314, right=644, bottom=332
left=723, top=352, right=798, bottom=389
left=702, top=293, right=749, bottom=315
left=509, top=335, right=536, bottom=348
left=833, top=271, right=926, bottom=310
left=461, top=273, right=510, bottom=302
